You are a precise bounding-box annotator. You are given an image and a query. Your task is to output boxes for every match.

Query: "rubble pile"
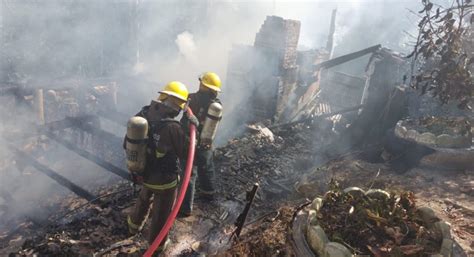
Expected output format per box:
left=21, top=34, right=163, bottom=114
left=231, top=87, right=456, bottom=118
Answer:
left=7, top=181, right=135, bottom=256
left=224, top=206, right=296, bottom=257
left=2, top=122, right=331, bottom=256
left=214, top=123, right=329, bottom=211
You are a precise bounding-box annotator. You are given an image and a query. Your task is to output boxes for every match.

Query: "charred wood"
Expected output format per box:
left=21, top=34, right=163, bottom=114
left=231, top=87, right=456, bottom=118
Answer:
left=270, top=104, right=366, bottom=129
left=3, top=140, right=97, bottom=201
left=45, top=132, right=129, bottom=180
left=313, top=44, right=381, bottom=71
left=97, top=110, right=128, bottom=126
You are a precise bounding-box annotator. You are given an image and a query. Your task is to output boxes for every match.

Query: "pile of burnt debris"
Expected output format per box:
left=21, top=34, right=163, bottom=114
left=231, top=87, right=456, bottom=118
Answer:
left=225, top=206, right=297, bottom=257
left=214, top=122, right=330, bottom=207
left=3, top=181, right=135, bottom=256
left=2, top=121, right=332, bottom=256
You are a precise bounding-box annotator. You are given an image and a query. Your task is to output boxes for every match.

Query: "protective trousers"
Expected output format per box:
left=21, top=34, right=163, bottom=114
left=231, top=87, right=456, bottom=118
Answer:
left=181, top=148, right=215, bottom=214
left=127, top=186, right=177, bottom=250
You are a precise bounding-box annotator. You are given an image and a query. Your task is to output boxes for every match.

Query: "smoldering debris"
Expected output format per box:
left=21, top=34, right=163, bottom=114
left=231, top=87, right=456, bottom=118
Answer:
left=1, top=119, right=338, bottom=256
left=9, top=181, right=136, bottom=256
left=1, top=110, right=344, bottom=255
left=214, top=122, right=332, bottom=208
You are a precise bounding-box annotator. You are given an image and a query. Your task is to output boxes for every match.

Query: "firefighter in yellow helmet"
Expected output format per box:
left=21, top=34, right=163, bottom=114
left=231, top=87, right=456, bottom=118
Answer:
left=125, top=81, right=198, bottom=253
left=179, top=72, right=222, bottom=217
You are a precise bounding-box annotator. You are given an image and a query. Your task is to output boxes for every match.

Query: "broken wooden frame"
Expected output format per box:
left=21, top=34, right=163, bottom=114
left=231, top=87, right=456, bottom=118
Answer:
left=312, top=44, right=381, bottom=71
left=288, top=45, right=382, bottom=122
left=270, top=104, right=366, bottom=130
left=2, top=138, right=97, bottom=201
left=3, top=114, right=130, bottom=201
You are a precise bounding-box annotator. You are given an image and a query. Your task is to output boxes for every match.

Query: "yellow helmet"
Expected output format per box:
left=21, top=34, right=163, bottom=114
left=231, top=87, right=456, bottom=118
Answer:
left=199, top=72, right=222, bottom=92
left=158, top=81, right=189, bottom=109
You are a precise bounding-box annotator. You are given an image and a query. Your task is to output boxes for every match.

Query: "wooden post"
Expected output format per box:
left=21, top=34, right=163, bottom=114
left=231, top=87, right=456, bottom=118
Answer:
left=35, top=89, right=45, bottom=125
left=326, top=9, right=337, bottom=58
left=110, top=82, right=117, bottom=109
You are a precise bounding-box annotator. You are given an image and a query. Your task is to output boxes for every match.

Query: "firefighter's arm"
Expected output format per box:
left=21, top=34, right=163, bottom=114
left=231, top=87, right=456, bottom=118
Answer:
left=181, top=107, right=199, bottom=150
left=184, top=107, right=199, bottom=127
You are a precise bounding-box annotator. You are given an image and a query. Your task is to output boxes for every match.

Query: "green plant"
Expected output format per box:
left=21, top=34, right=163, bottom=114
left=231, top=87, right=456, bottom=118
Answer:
left=408, top=0, right=473, bottom=109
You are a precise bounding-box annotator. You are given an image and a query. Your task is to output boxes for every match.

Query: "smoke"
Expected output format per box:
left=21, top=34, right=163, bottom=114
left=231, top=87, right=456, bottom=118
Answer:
left=1, top=1, right=435, bottom=107
left=0, top=0, right=454, bottom=238
left=175, top=31, right=198, bottom=65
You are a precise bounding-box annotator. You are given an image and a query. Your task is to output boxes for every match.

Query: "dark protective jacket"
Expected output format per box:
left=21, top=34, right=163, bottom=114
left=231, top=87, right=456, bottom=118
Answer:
left=181, top=91, right=221, bottom=146
left=135, top=105, right=185, bottom=189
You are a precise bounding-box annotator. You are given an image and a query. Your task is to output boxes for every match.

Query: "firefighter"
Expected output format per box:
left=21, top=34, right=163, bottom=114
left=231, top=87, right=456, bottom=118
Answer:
left=180, top=72, right=222, bottom=217
left=125, top=81, right=198, bottom=253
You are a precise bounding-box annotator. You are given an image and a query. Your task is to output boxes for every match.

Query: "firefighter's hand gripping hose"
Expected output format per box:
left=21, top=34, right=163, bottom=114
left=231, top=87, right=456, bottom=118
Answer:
left=143, top=109, right=196, bottom=257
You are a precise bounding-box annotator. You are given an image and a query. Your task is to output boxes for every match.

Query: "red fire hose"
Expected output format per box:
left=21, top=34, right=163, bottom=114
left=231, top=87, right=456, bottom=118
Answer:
left=143, top=109, right=196, bottom=257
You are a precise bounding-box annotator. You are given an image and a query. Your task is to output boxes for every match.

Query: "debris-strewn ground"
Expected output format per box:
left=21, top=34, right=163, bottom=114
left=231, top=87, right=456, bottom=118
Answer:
left=222, top=206, right=296, bottom=257
left=213, top=123, right=330, bottom=209
left=1, top=123, right=472, bottom=256
left=167, top=123, right=332, bottom=256
left=1, top=181, right=136, bottom=256
left=1, top=123, right=331, bottom=256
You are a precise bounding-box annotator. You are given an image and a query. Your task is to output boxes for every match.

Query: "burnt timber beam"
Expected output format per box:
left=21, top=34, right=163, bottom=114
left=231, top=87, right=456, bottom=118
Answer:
left=0, top=85, right=20, bottom=95
left=313, top=44, right=381, bottom=71
left=270, top=104, right=366, bottom=129
left=45, top=131, right=130, bottom=180
left=77, top=122, right=124, bottom=146
left=39, top=115, right=122, bottom=146
left=4, top=140, right=96, bottom=201
left=36, top=115, right=99, bottom=134
left=4, top=115, right=128, bottom=181
left=232, top=183, right=259, bottom=239
left=2, top=116, right=100, bottom=140
left=97, top=110, right=129, bottom=126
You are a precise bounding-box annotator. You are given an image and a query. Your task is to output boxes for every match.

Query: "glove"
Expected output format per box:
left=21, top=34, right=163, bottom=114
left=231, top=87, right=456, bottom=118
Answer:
left=130, top=173, right=143, bottom=184
left=199, top=143, right=211, bottom=150
left=185, top=108, right=199, bottom=127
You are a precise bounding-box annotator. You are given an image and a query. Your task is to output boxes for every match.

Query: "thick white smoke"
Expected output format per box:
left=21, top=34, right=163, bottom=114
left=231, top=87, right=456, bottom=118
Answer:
left=175, top=31, right=198, bottom=65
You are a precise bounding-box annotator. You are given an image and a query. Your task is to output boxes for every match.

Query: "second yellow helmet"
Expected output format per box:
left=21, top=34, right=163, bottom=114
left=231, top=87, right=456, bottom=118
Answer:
left=200, top=72, right=222, bottom=92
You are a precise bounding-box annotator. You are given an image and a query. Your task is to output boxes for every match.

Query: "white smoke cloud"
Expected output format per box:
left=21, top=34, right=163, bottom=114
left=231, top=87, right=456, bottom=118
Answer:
left=175, top=31, right=198, bottom=65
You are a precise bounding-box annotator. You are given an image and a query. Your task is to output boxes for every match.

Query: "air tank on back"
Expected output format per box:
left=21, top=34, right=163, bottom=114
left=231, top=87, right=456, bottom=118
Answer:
left=126, top=116, right=148, bottom=173
left=200, top=102, right=223, bottom=146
